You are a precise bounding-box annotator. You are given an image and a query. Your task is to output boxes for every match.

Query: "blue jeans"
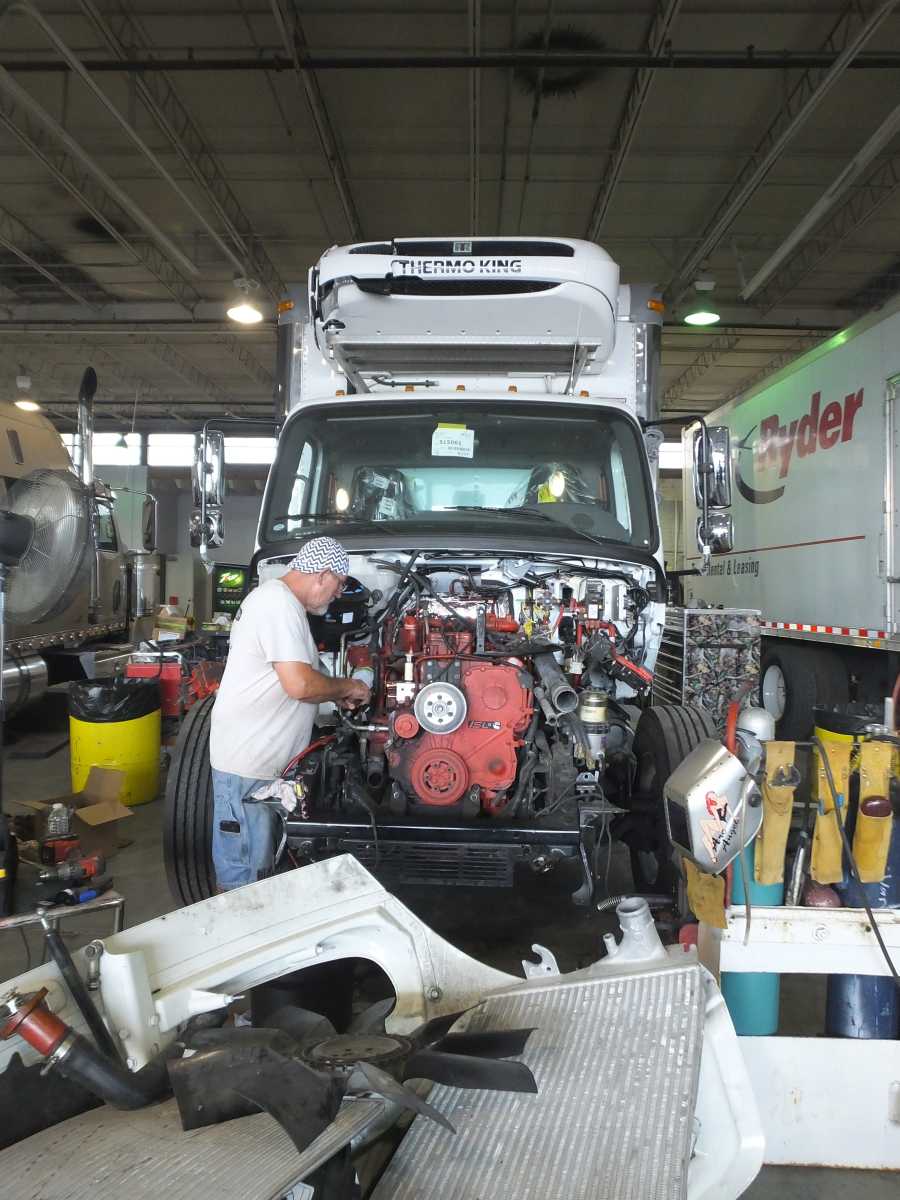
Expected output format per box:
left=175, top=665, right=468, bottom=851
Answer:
left=211, top=769, right=278, bottom=890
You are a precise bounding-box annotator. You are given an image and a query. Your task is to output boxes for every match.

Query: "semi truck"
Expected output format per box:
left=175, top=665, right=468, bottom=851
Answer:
left=0, top=243, right=769, bottom=1198
left=165, top=236, right=736, bottom=908
left=680, top=297, right=900, bottom=737
left=0, top=369, right=159, bottom=712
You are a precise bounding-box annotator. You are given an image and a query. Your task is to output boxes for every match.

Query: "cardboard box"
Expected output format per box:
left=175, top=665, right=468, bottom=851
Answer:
left=15, top=767, right=134, bottom=859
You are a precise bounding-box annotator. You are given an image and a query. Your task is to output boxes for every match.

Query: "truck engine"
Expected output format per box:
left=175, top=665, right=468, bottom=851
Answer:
left=287, top=564, right=655, bottom=841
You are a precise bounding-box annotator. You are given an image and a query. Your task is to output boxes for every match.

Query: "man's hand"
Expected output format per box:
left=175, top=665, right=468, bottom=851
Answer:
left=340, top=679, right=371, bottom=710
left=275, top=661, right=370, bottom=707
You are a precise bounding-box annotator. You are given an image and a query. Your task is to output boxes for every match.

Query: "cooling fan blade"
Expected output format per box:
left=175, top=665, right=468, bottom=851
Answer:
left=345, top=995, right=396, bottom=1036
left=170, top=1003, right=538, bottom=1200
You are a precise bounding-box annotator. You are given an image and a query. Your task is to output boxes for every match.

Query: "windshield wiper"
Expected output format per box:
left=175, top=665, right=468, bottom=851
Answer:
left=445, top=505, right=631, bottom=553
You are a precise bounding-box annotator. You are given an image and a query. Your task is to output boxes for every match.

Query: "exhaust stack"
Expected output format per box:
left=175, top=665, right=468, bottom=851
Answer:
left=74, top=367, right=98, bottom=487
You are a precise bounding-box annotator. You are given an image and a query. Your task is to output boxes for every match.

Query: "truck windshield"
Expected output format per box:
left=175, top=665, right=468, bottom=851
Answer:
left=261, top=399, right=656, bottom=551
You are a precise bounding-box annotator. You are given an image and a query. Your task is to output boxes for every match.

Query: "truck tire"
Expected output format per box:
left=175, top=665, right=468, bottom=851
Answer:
left=760, top=641, right=848, bottom=739
left=163, top=695, right=216, bottom=906
left=627, top=704, right=718, bottom=895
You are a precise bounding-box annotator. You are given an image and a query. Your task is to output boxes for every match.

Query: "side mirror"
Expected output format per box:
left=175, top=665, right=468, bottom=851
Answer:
left=192, top=430, right=225, bottom=508
left=190, top=508, right=224, bottom=549
left=141, top=496, right=157, bottom=552
left=692, top=425, right=732, bottom=509
left=695, top=511, right=734, bottom=556
left=192, top=429, right=225, bottom=557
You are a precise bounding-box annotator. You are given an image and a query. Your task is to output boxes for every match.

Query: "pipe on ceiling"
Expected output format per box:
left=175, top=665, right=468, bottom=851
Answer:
left=2, top=51, right=900, bottom=72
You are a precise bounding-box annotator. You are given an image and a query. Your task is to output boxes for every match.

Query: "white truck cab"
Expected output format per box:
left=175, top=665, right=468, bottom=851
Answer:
left=174, top=237, right=733, bottom=909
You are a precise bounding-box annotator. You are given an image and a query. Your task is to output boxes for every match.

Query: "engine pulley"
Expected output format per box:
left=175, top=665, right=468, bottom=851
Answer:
left=410, top=747, right=469, bottom=806
left=414, top=681, right=467, bottom=735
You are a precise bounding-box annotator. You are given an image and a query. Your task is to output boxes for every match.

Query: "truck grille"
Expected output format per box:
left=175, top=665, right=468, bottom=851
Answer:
left=347, top=841, right=515, bottom=887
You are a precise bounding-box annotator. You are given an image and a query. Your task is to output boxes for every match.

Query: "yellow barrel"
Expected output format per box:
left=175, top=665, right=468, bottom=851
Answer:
left=69, top=680, right=161, bottom=806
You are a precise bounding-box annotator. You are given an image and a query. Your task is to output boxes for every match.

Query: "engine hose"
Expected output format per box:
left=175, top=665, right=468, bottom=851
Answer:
left=595, top=894, right=673, bottom=914
left=560, top=712, right=592, bottom=761
left=533, top=652, right=578, bottom=714
left=503, top=712, right=541, bottom=819
left=43, top=924, right=123, bottom=1063
left=53, top=1031, right=177, bottom=1110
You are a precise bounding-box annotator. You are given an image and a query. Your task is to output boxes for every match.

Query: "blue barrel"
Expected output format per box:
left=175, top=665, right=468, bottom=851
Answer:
left=826, top=815, right=900, bottom=1039
left=721, top=839, right=783, bottom=1035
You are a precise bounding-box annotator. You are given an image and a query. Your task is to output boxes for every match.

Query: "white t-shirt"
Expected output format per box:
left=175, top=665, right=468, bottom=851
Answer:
left=209, top=578, right=320, bottom=778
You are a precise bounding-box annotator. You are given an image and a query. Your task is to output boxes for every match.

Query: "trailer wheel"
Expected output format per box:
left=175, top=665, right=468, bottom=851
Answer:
left=627, top=704, right=717, bottom=896
left=760, top=642, right=848, bottom=739
left=163, top=694, right=216, bottom=906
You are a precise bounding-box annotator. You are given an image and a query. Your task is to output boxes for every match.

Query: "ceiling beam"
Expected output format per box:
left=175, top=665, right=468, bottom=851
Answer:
left=0, top=87, right=199, bottom=310
left=838, top=255, right=900, bottom=310
left=269, top=0, right=362, bottom=240
left=0, top=337, right=182, bottom=413
left=586, top=0, right=682, bottom=241
left=721, top=335, right=829, bottom=404
left=77, top=0, right=286, bottom=302
left=663, top=0, right=900, bottom=301
left=742, top=98, right=900, bottom=301
left=209, top=334, right=274, bottom=389
left=495, top=0, right=519, bottom=232
left=662, top=332, right=741, bottom=407
left=515, top=0, right=554, bottom=235
left=467, top=0, right=481, bottom=235
left=130, top=333, right=243, bottom=406
left=751, top=148, right=900, bottom=312
left=0, top=203, right=97, bottom=307
left=4, top=50, right=900, bottom=73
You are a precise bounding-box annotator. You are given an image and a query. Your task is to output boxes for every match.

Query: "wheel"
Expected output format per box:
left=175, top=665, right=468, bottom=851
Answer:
left=759, top=641, right=848, bottom=739
left=627, top=704, right=718, bottom=895
left=163, top=694, right=216, bottom=905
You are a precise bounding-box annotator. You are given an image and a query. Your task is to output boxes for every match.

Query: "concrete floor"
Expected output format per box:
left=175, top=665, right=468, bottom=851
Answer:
left=0, top=697, right=896, bottom=1198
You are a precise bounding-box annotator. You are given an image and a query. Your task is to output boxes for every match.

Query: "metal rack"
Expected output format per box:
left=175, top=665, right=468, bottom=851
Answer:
left=653, top=606, right=760, bottom=730
left=700, top=905, right=900, bottom=1170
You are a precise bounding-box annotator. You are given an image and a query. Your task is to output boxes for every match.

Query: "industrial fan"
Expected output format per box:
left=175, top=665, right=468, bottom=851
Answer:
left=4, top=469, right=91, bottom=626
left=168, top=997, right=537, bottom=1198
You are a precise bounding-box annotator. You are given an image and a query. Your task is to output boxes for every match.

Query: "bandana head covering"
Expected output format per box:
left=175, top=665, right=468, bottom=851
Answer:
left=288, top=536, right=350, bottom=576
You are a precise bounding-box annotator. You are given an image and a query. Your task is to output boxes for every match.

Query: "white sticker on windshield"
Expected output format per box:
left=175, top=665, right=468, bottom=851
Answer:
left=432, top=425, right=474, bottom=458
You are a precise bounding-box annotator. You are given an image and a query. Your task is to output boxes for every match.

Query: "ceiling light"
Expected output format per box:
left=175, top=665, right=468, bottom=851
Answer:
left=683, top=274, right=720, bottom=327
left=227, top=275, right=264, bottom=325
left=14, top=370, right=39, bottom=410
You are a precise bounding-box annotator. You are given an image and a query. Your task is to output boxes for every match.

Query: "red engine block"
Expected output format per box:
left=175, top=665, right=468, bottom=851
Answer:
left=388, top=659, right=532, bottom=808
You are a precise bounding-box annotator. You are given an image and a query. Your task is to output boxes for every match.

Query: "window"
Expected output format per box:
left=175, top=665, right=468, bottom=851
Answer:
left=60, top=432, right=142, bottom=466
left=147, top=433, right=194, bottom=467
left=225, top=436, right=277, bottom=464
left=261, top=400, right=657, bottom=551
left=95, top=499, right=118, bottom=551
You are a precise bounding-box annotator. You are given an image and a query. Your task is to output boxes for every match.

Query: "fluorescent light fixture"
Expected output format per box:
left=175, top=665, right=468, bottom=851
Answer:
left=227, top=301, right=264, bottom=325
left=683, top=309, right=721, bottom=326
left=14, top=398, right=40, bottom=412
left=683, top=274, right=720, bottom=326
left=227, top=274, right=264, bottom=324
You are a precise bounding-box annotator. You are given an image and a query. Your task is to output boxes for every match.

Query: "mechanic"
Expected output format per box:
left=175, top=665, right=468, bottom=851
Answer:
left=209, top=536, right=371, bottom=890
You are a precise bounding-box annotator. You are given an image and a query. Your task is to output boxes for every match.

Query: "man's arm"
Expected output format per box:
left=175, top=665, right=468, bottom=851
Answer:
left=274, top=661, right=370, bottom=707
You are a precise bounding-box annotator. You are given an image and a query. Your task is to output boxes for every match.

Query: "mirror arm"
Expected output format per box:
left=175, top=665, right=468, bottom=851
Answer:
left=196, top=416, right=280, bottom=562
